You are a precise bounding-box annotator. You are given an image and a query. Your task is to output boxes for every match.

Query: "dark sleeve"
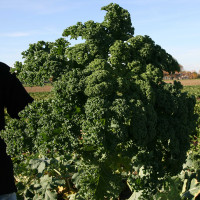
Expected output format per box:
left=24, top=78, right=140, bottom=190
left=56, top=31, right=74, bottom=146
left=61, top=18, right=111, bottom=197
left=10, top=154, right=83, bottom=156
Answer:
left=5, top=73, right=34, bottom=118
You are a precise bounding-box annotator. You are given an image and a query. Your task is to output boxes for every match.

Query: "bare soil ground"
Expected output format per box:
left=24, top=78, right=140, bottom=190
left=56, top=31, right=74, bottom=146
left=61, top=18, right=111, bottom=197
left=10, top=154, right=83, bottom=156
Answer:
left=24, top=79, right=200, bottom=93
left=24, top=85, right=52, bottom=93
left=164, top=79, right=200, bottom=86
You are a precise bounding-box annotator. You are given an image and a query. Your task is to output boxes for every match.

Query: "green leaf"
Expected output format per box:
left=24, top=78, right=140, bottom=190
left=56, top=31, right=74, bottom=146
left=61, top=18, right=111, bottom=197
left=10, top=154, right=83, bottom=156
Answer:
left=38, top=161, right=46, bottom=173
left=29, top=159, right=41, bottom=170
left=45, top=189, right=57, bottom=200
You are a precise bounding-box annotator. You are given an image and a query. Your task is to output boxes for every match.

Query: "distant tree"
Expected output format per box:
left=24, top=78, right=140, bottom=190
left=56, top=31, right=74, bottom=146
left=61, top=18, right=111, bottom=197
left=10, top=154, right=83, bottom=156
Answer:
left=179, top=64, right=184, bottom=71
left=190, top=72, right=198, bottom=79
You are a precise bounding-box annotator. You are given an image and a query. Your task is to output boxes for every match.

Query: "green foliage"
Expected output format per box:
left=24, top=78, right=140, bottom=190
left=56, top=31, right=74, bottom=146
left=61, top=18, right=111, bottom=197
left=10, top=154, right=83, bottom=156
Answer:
left=12, top=38, right=70, bottom=86
left=153, top=176, right=183, bottom=200
left=182, top=85, right=200, bottom=99
left=29, top=92, right=54, bottom=101
left=128, top=175, right=183, bottom=200
left=180, top=154, right=200, bottom=200
left=177, top=101, right=200, bottom=200
left=150, top=101, right=200, bottom=200
left=1, top=3, right=197, bottom=199
left=14, top=155, right=75, bottom=200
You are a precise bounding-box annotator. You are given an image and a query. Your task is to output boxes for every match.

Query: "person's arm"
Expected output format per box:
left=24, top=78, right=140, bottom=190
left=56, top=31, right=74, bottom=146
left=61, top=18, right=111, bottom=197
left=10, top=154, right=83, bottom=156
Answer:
left=5, top=73, right=33, bottom=118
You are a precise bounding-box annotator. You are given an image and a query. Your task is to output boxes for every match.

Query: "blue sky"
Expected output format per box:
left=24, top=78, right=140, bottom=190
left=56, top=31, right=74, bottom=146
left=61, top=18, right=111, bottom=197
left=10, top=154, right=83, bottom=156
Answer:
left=0, top=0, right=200, bottom=72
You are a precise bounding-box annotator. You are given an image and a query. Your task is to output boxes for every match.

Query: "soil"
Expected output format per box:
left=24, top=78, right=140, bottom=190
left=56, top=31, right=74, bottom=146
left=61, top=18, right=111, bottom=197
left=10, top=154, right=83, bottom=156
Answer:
left=24, top=79, right=200, bottom=93
left=164, top=79, right=200, bottom=86
left=24, top=85, right=52, bottom=93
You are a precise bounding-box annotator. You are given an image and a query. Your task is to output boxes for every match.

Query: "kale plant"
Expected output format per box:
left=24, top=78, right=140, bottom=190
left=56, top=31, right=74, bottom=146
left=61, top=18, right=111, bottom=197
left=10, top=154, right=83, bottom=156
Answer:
left=2, top=3, right=197, bottom=199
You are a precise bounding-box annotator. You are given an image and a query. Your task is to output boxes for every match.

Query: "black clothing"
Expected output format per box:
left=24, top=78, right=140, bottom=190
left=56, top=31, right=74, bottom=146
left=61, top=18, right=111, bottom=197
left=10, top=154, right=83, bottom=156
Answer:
left=0, top=62, right=33, bottom=195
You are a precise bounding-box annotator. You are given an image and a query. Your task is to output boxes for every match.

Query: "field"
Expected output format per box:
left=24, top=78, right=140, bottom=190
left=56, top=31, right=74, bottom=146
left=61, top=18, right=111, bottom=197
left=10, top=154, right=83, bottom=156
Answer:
left=24, top=79, right=200, bottom=101
left=24, top=79, right=200, bottom=100
left=24, top=79, right=200, bottom=94
left=164, top=79, right=200, bottom=99
left=164, top=79, right=200, bottom=86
